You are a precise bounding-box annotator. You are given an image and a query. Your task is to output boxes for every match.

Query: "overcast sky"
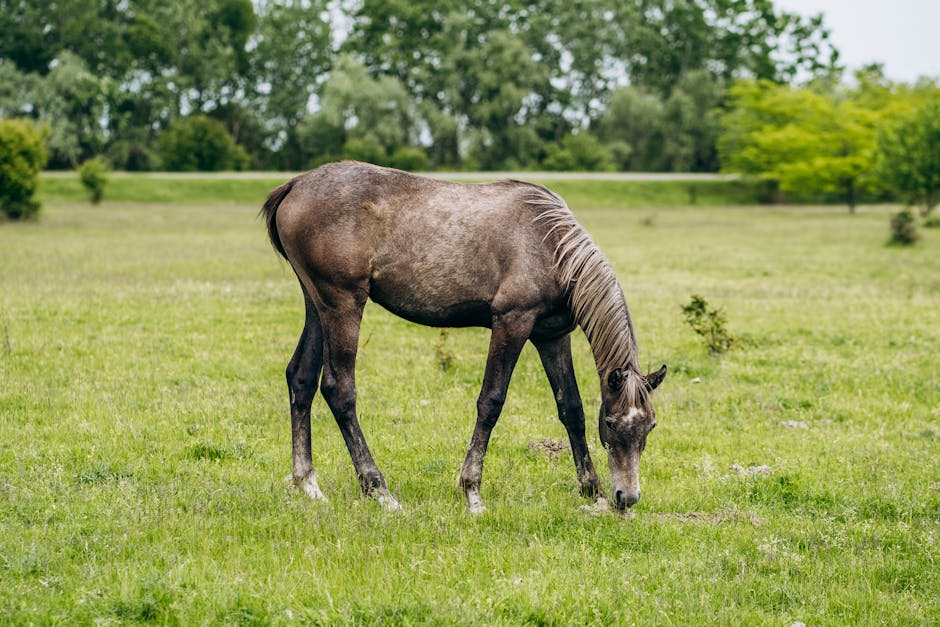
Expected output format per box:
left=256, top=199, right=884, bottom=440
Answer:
left=775, top=0, right=940, bottom=83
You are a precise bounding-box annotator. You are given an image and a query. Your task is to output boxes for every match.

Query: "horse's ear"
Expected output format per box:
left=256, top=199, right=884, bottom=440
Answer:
left=607, top=368, right=624, bottom=391
left=646, top=364, right=667, bottom=391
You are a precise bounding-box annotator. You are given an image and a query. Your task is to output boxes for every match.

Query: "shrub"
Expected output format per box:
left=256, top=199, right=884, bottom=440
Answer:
left=875, top=99, right=940, bottom=216
left=342, top=136, right=385, bottom=165
left=388, top=147, right=429, bottom=172
left=0, top=119, right=49, bottom=220
left=542, top=133, right=615, bottom=171
left=78, top=157, right=110, bottom=203
left=158, top=115, right=249, bottom=171
left=888, top=209, right=919, bottom=245
left=682, top=294, right=736, bottom=355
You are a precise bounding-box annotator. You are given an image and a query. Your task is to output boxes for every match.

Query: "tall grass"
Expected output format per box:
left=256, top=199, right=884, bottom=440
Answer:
left=0, top=192, right=937, bottom=623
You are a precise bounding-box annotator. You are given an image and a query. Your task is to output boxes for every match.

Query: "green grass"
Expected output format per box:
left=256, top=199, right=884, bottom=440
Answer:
left=1, top=191, right=938, bottom=623
left=38, top=171, right=766, bottom=207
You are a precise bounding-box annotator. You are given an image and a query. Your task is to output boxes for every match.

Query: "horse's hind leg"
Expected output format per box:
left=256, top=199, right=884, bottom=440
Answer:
left=286, top=286, right=326, bottom=500
left=533, top=335, right=603, bottom=501
left=316, top=285, right=401, bottom=511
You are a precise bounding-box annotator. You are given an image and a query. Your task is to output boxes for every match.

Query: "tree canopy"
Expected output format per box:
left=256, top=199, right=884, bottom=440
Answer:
left=0, top=0, right=848, bottom=172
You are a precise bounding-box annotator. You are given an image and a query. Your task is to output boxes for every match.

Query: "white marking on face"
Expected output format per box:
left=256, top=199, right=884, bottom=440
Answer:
left=623, top=406, right=641, bottom=427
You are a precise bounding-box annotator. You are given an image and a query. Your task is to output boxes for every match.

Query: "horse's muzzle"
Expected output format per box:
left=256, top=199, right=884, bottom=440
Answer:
left=614, top=488, right=640, bottom=510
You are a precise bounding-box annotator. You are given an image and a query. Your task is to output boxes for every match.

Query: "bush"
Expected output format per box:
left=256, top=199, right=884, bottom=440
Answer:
left=387, top=146, right=429, bottom=172
left=0, top=119, right=49, bottom=220
left=158, top=115, right=249, bottom=171
left=542, top=133, right=615, bottom=171
left=875, top=100, right=940, bottom=216
left=78, top=157, right=110, bottom=203
left=682, top=294, right=736, bottom=355
left=342, top=136, right=385, bottom=165
left=888, top=209, right=919, bottom=245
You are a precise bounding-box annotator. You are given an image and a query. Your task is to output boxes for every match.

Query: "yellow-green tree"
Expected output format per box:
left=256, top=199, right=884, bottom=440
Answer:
left=718, top=79, right=883, bottom=212
left=876, top=98, right=940, bottom=215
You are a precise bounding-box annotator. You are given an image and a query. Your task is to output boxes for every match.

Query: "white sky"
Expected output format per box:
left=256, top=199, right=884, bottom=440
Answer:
left=775, top=0, right=940, bottom=83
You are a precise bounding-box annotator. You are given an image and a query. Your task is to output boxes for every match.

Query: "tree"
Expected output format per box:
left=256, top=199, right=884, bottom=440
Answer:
left=875, top=99, right=940, bottom=215
left=718, top=79, right=881, bottom=211
left=542, top=133, right=614, bottom=171
left=608, top=0, right=839, bottom=97
left=158, top=115, right=249, bottom=171
left=0, top=118, right=48, bottom=220
left=596, top=85, right=666, bottom=171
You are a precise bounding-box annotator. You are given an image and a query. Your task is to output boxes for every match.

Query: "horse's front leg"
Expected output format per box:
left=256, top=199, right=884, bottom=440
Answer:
left=533, top=334, right=604, bottom=502
left=459, top=310, right=536, bottom=514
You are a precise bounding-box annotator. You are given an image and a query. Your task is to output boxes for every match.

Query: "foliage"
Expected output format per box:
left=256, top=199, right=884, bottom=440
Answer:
left=158, top=115, right=249, bottom=172
left=387, top=147, right=429, bottom=172
left=78, top=157, right=110, bottom=204
left=542, top=133, right=615, bottom=172
left=875, top=99, right=940, bottom=215
left=0, top=118, right=48, bottom=220
left=681, top=294, right=736, bottom=355
left=0, top=0, right=840, bottom=171
left=718, top=78, right=886, bottom=211
left=888, top=209, right=920, bottom=245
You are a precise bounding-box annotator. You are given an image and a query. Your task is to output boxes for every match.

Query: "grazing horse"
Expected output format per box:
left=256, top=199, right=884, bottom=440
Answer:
left=261, top=161, right=666, bottom=513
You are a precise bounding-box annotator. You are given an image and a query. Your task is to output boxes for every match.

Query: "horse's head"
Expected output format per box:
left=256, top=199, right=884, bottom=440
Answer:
left=599, top=364, right=666, bottom=510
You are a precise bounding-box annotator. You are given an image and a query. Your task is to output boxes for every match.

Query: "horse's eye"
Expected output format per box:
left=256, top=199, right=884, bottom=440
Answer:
left=604, top=417, right=616, bottom=430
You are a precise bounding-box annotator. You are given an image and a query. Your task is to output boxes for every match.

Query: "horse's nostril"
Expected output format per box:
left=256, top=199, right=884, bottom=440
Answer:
left=614, top=489, right=626, bottom=509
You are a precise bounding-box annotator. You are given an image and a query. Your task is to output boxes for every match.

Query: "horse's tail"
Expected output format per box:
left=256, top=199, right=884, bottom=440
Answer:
left=260, top=180, right=294, bottom=259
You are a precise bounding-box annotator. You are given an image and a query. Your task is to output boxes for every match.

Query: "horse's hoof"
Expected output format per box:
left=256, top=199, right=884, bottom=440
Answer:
left=288, top=473, right=328, bottom=502
left=465, top=488, right=486, bottom=515
left=374, top=489, right=404, bottom=513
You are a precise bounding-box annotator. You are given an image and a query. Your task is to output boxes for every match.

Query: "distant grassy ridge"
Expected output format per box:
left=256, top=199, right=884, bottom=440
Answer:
left=39, top=171, right=768, bottom=208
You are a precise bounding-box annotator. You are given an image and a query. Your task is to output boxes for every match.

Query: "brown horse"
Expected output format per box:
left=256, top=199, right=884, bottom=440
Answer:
left=261, top=161, right=665, bottom=513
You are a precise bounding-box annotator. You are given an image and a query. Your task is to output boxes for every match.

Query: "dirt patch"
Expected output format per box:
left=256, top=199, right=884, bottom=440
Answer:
left=653, top=509, right=764, bottom=526
left=729, top=463, right=773, bottom=476
left=529, top=438, right=570, bottom=459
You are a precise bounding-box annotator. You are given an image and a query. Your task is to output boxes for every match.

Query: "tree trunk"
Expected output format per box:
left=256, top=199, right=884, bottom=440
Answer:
left=846, top=179, right=856, bottom=214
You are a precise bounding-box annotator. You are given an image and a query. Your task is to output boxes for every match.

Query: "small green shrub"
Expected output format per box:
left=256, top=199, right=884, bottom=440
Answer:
left=682, top=294, right=736, bottom=355
left=922, top=216, right=940, bottom=229
left=78, top=157, right=110, bottom=203
left=159, top=115, right=249, bottom=171
left=0, top=118, right=48, bottom=220
left=434, top=329, right=455, bottom=372
left=888, top=209, right=919, bottom=245
left=388, top=146, right=429, bottom=172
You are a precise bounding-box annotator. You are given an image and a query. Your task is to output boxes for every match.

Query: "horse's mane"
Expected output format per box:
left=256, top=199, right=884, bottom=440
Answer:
left=523, top=185, right=649, bottom=405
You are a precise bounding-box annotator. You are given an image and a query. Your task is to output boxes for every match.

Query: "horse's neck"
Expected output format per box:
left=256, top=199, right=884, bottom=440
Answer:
left=573, top=280, right=640, bottom=376
left=528, top=190, right=640, bottom=375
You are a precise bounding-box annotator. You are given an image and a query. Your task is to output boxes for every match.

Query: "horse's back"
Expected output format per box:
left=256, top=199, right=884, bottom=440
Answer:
left=276, top=162, right=562, bottom=326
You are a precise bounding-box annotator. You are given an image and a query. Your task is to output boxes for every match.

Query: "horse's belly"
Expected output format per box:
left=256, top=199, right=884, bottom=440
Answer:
left=370, top=289, right=493, bottom=328
left=367, top=258, right=499, bottom=327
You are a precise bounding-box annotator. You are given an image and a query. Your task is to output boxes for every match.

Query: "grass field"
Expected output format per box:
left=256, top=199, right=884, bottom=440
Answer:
left=1, top=182, right=938, bottom=624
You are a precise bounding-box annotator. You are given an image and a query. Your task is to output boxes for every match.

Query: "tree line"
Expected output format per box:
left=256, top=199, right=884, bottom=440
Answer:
left=1, top=0, right=938, bottom=215
left=1, top=0, right=838, bottom=172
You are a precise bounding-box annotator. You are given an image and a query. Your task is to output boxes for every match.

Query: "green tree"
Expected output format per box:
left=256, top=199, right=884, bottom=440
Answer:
left=542, top=133, right=614, bottom=171
left=876, top=99, right=940, bottom=215
left=0, top=118, right=48, bottom=220
left=78, top=157, right=110, bottom=204
left=596, top=85, right=665, bottom=171
left=159, top=115, right=249, bottom=171
left=718, top=79, right=881, bottom=211
left=610, top=0, right=839, bottom=97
